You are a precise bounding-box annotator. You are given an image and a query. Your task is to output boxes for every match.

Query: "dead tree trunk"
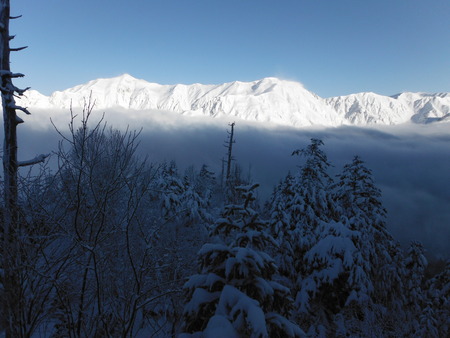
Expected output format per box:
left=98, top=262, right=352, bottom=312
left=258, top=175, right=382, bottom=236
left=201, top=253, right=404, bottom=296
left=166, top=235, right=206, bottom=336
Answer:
left=1, top=2, right=21, bottom=334
left=225, top=122, right=235, bottom=183
left=1, top=1, right=47, bottom=335
left=220, top=157, right=225, bottom=188
left=1, top=0, right=18, bottom=234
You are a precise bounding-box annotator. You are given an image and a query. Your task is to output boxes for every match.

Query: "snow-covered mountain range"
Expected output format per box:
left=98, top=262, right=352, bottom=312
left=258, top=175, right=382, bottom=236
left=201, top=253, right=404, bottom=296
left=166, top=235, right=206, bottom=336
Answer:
left=17, top=74, right=450, bottom=127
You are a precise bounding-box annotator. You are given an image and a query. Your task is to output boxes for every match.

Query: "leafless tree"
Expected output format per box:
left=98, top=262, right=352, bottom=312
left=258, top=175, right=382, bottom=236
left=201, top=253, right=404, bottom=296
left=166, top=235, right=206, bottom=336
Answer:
left=1, top=1, right=48, bottom=335
left=224, top=122, right=235, bottom=183
left=47, top=101, right=175, bottom=336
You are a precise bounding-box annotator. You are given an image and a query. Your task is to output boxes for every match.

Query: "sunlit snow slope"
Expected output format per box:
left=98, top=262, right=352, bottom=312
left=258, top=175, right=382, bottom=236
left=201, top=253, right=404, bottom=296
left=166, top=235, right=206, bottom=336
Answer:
left=18, top=74, right=450, bottom=127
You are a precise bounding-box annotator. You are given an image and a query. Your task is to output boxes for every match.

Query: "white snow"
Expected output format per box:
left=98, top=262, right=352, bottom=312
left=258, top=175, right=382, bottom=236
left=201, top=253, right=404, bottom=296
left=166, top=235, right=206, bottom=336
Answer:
left=203, top=315, right=238, bottom=338
left=215, top=285, right=268, bottom=337
left=183, top=288, right=220, bottom=316
left=327, top=91, right=450, bottom=125
left=15, top=74, right=450, bottom=128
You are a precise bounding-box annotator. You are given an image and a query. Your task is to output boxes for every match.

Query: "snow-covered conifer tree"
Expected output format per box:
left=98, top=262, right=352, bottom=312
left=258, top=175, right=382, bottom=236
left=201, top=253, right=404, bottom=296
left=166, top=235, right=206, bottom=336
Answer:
left=288, top=139, right=336, bottom=312
left=403, top=241, right=428, bottom=333
left=196, top=164, right=216, bottom=197
left=417, top=305, right=439, bottom=338
left=158, top=161, right=186, bottom=220
left=181, top=184, right=304, bottom=337
left=331, top=155, right=406, bottom=334
left=151, top=163, right=213, bottom=334
left=181, top=173, right=212, bottom=225
left=291, top=138, right=334, bottom=230
left=422, top=260, right=450, bottom=337
left=268, top=173, right=297, bottom=285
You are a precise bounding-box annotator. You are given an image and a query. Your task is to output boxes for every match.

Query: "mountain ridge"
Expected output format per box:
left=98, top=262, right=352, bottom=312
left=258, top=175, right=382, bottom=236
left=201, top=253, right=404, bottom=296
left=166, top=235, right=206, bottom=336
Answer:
left=17, top=74, right=450, bottom=128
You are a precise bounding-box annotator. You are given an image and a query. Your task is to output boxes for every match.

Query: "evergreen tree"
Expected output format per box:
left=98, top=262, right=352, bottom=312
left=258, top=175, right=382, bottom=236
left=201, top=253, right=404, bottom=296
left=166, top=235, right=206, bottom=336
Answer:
left=196, top=164, right=216, bottom=198
left=158, top=161, right=186, bottom=220
left=288, top=139, right=337, bottom=317
left=289, top=155, right=409, bottom=335
left=423, top=260, right=450, bottom=337
left=182, top=175, right=212, bottom=225
left=152, top=162, right=211, bottom=335
left=181, top=184, right=304, bottom=337
left=418, top=305, right=439, bottom=338
left=331, top=155, right=406, bottom=335
left=404, top=241, right=428, bottom=333
left=333, top=155, right=386, bottom=227
left=291, top=138, right=334, bottom=230
left=224, top=163, right=251, bottom=205
left=268, top=173, right=297, bottom=285
left=295, top=218, right=368, bottom=335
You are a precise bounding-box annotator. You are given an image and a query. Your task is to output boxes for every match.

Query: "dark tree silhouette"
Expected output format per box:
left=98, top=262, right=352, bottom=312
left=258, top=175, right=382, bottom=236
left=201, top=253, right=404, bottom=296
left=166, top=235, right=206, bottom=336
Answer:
left=1, top=1, right=47, bottom=335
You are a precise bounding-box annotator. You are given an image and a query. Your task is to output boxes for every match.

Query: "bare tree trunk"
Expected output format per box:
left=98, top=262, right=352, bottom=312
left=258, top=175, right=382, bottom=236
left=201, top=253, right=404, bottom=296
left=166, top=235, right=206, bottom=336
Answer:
left=1, top=1, right=18, bottom=232
left=220, top=157, right=225, bottom=188
left=225, top=122, right=235, bottom=183
left=1, top=2, right=22, bottom=335
left=1, top=2, right=46, bottom=335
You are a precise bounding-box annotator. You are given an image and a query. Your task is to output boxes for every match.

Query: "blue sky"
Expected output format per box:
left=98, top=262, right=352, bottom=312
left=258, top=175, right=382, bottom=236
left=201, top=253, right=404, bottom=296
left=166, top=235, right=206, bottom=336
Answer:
left=11, top=0, right=450, bottom=97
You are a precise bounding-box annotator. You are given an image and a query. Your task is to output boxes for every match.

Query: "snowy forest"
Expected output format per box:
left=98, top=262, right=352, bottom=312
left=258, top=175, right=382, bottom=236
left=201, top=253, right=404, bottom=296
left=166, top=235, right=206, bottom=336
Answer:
left=1, top=106, right=448, bottom=336
left=1, top=2, right=449, bottom=337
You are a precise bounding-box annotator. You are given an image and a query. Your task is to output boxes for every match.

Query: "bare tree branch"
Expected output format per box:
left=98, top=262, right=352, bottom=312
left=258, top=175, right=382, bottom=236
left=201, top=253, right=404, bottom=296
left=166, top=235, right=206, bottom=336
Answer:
left=10, top=45, right=27, bottom=51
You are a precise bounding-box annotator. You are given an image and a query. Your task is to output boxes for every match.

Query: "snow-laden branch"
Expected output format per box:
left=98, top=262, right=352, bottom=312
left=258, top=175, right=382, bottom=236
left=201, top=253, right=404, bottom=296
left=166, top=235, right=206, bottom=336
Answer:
left=18, top=153, right=50, bottom=167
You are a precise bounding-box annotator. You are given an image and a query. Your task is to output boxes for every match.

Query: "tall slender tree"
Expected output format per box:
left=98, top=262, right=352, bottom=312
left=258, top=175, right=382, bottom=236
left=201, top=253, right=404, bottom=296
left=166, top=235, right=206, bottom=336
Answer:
left=331, top=156, right=406, bottom=335
left=404, top=241, right=428, bottom=334
left=289, top=139, right=334, bottom=291
left=225, top=122, right=235, bottom=184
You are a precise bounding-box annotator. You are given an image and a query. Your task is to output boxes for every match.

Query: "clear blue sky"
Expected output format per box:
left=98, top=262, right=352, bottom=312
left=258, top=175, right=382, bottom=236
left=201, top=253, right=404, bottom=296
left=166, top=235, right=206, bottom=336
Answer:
left=10, top=0, right=450, bottom=97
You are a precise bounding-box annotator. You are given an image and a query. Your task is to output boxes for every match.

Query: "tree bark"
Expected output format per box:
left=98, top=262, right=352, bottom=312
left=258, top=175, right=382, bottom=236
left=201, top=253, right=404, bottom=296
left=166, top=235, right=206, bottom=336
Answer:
left=1, top=1, right=24, bottom=335
left=225, top=122, right=235, bottom=182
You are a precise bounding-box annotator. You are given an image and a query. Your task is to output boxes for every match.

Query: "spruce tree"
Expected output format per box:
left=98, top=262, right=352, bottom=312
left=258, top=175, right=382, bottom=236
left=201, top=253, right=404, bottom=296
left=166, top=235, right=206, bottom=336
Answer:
left=422, top=260, right=450, bottom=337
left=291, top=138, right=334, bottom=230
left=196, top=164, right=216, bottom=198
left=332, top=155, right=406, bottom=334
left=181, top=184, right=304, bottom=337
left=182, top=175, right=212, bottom=225
left=268, top=173, right=297, bottom=286
left=288, top=140, right=336, bottom=311
left=158, top=161, right=186, bottom=220
left=404, top=241, right=428, bottom=333
left=297, top=218, right=368, bottom=336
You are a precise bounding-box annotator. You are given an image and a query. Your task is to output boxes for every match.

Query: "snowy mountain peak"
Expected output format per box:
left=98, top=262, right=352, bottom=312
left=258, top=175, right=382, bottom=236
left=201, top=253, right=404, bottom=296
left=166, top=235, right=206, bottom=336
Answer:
left=16, top=75, right=450, bottom=128
left=115, top=73, right=138, bottom=81
left=62, top=73, right=148, bottom=94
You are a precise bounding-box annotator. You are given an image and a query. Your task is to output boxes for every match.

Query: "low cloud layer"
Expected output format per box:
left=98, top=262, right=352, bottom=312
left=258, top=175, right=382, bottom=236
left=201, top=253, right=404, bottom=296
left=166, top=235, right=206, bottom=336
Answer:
left=12, top=108, right=450, bottom=259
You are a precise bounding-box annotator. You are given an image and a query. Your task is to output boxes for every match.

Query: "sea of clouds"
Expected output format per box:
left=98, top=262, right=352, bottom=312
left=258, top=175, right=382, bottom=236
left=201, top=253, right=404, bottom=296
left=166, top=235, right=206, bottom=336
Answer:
left=13, top=107, right=450, bottom=259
